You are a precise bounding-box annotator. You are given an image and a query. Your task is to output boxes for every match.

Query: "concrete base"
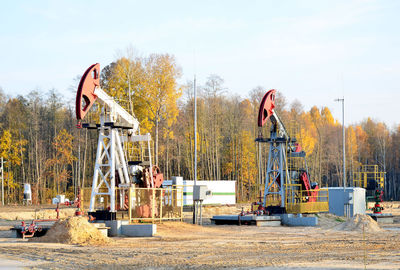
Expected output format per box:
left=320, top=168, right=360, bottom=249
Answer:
left=103, top=220, right=129, bottom=237
left=368, top=213, right=394, bottom=224
left=211, top=215, right=252, bottom=225
left=254, top=216, right=281, bottom=227
left=96, top=220, right=156, bottom=237
left=211, top=215, right=281, bottom=226
left=97, top=227, right=109, bottom=237
left=279, top=214, right=318, bottom=226
left=10, top=230, right=18, bottom=238
left=121, top=224, right=156, bottom=237
left=92, top=223, right=110, bottom=237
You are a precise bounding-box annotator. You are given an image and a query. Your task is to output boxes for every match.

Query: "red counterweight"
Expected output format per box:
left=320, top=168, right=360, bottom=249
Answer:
left=76, top=63, right=100, bottom=121
left=257, top=89, right=276, bottom=127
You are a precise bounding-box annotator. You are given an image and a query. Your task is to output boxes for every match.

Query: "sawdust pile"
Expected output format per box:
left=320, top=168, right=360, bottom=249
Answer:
left=334, top=214, right=383, bottom=232
left=33, top=216, right=109, bottom=245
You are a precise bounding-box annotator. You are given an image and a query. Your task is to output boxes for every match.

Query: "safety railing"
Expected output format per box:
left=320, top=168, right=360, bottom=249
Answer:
left=128, top=186, right=183, bottom=223
left=262, top=196, right=282, bottom=207
left=285, top=184, right=329, bottom=214
left=81, top=187, right=131, bottom=211
left=353, top=168, right=385, bottom=189
left=81, top=186, right=183, bottom=223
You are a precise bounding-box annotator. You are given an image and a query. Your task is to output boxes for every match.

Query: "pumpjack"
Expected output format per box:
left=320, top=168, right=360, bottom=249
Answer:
left=212, top=89, right=328, bottom=225
left=76, top=63, right=163, bottom=220
left=254, top=89, right=327, bottom=215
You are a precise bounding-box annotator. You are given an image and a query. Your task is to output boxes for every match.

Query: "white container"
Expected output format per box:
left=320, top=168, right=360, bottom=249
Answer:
left=328, top=187, right=366, bottom=217
left=52, top=198, right=59, bottom=205
left=193, top=185, right=208, bottom=201
left=163, top=180, right=236, bottom=205
left=23, top=183, right=32, bottom=201
left=56, top=194, right=65, bottom=204
left=171, top=176, right=183, bottom=186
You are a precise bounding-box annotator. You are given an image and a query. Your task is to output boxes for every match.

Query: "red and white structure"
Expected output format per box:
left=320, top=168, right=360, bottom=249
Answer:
left=76, top=63, right=160, bottom=213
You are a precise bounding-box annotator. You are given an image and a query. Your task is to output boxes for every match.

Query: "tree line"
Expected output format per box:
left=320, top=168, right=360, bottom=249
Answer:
left=0, top=51, right=399, bottom=204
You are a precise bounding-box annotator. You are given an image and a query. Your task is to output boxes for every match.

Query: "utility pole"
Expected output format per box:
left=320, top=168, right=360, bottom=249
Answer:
left=335, top=97, right=346, bottom=191
left=1, top=157, right=4, bottom=206
left=193, top=75, right=197, bottom=224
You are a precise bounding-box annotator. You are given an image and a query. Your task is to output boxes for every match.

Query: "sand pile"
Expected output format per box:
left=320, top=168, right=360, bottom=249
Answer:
left=334, top=214, right=383, bottom=232
left=317, top=213, right=344, bottom=228
left=33, top=216, right=109, bottom=245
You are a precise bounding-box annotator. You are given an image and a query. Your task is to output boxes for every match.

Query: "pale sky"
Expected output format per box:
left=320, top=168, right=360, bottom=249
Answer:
left=0, top=0, right=399, bottom=128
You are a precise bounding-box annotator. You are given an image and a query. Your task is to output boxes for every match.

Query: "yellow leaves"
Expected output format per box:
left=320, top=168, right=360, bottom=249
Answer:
left=295, top=110, right=317, bottom=156
left=141, top=53, right=182, bottom=126
left=183, top=130, right=200, bottom=152
left=52, top=129, right=76, bottom=165
left=48, top=130, right=74, bottom=170
left=107, top=57, right=144, bottom=107
left=298, top=127, right=316, bottom=156
left=0, top=129, right=25, bottom=192
left=223, top=161, right=234, bottom=176
left=376, top=122, right=389, bottom=137
left=239, top=130, right=257, bottom=185
left=46, top=129, right=76, bottom=187
left=3, top=171, right=18, bottom=190
left=346, top=126, right=358, bottom=156
left=162, top=129, right=174, bottom=140
left=309, top=106, right=336, bottom=127
left=0, top=130, right=11, bottom=159
left=239, top=99, right=252, bottom=119
left=139, top=118, right=152, bottom=134
left=346, top=126, right=359, bottom=168
left=355, top=125, right=367, bottom=142
left=310, top=106, right=321, bottom=123
left=158, top=145, right=166, bottom=156
left=0, top=129, right=27, bottom=166
left=103, top=53, right=182, bottom=137
left=321, top=107, right=335, bottom=126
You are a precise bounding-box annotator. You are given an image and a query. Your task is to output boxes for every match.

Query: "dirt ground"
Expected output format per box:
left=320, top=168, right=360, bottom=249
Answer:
left=0, top=203, right=399, bottom=269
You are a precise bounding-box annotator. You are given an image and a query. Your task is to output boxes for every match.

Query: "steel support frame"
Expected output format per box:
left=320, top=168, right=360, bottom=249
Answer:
left=263, top=139, right=289, bottom=208
left=89, top=127, right=129, bottom=212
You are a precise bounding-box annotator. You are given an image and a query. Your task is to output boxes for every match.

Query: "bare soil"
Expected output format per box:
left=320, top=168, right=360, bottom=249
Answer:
left=0, top=203, right=399, bottom=269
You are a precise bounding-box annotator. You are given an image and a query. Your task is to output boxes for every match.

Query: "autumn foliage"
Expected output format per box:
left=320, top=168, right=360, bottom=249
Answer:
left=0, top=52, right=399, bottom=203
